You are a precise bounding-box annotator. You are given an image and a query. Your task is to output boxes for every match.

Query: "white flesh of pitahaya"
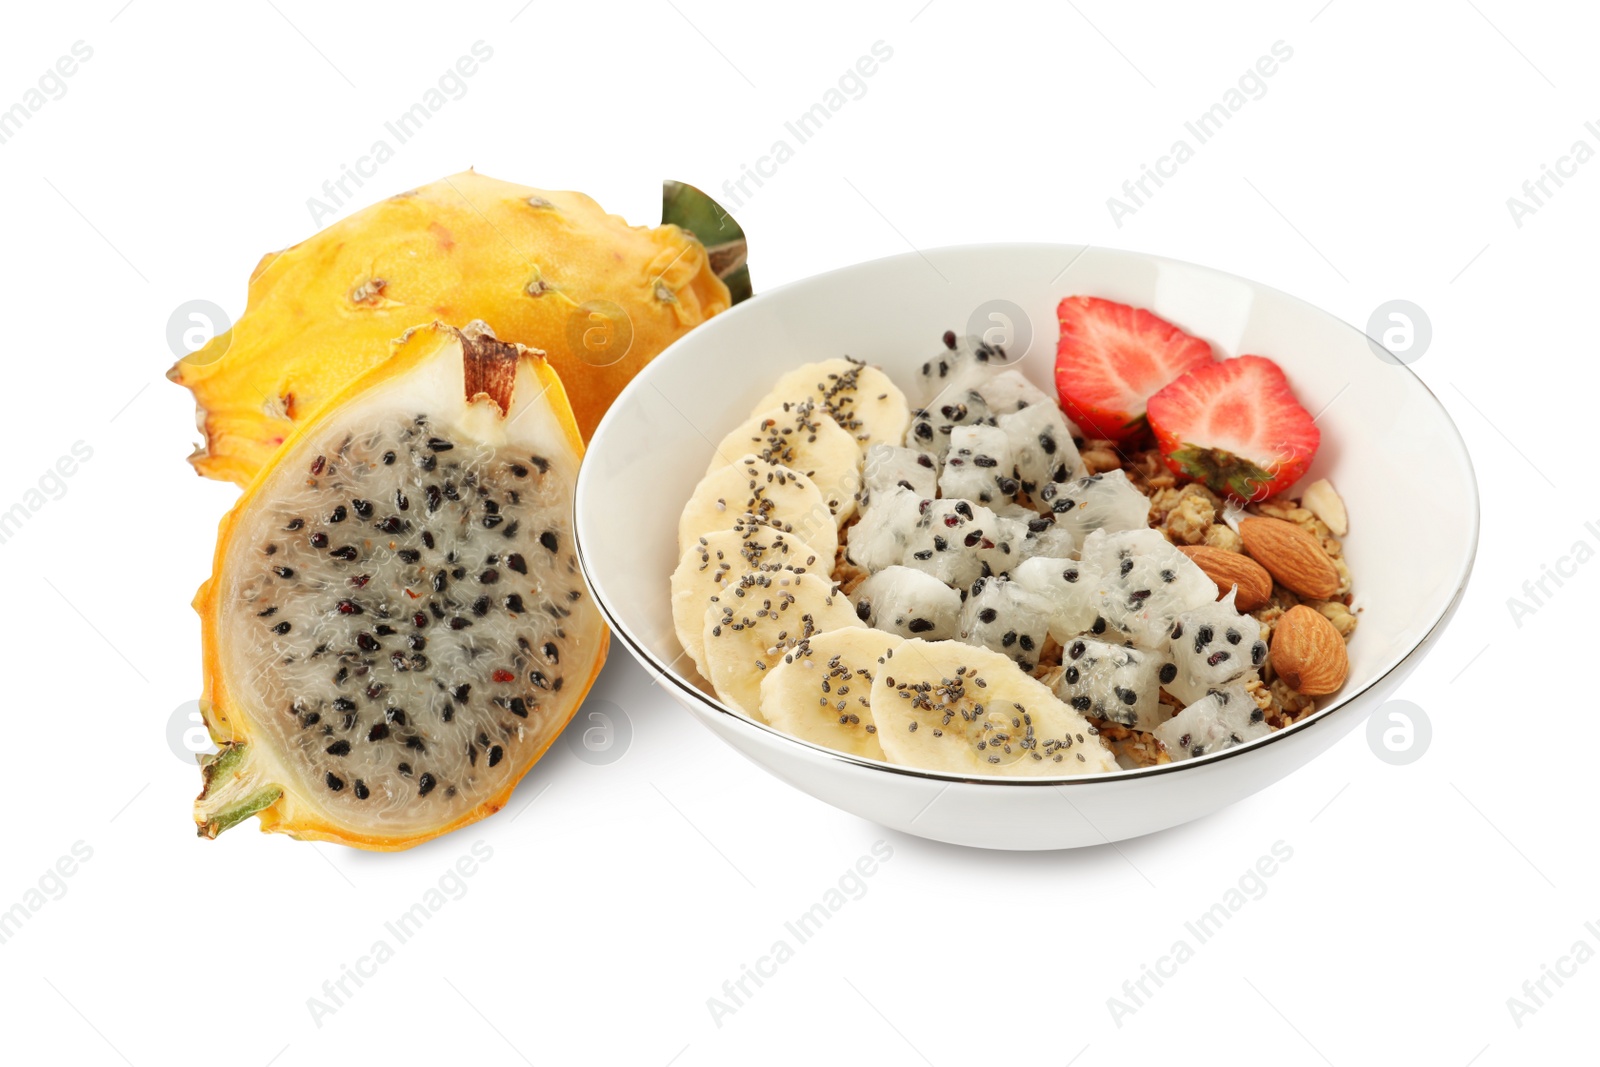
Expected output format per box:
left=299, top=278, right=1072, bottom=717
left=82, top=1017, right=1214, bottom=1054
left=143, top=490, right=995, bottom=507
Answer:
left=975, top=369, right=1052, bottom=415
left=906, top=385, right=993, bottom=462
left=901, top=497, right=1000, bottom=589
left=979, top=514, right=1031, bottom=577
left=1010, top=555, right=1102, bottom=643
left=1017, top=515, right=1079, bottom=562
left=995, top=402, right=1084, bottom=510
left=958, top=576, right=1053, bottom=672
left=1038, top=470, right=1150, bottom=542
left=860, top=443, right=938, bottom=507
left=1052, top=636, right=1168, bottom=732
left=853, top=565, right=962, bottom=639
left=1163, top=590, right=1268, bottom=705
left=845, top=486, right=923, bottom=573
left=1153, top=682, right=1269, bottom=759
left=914, top=332, right=1006, bottom=404
left=938, top=424, right=1017, bottom=506
left=1080, top=528, right=1217, bottom=647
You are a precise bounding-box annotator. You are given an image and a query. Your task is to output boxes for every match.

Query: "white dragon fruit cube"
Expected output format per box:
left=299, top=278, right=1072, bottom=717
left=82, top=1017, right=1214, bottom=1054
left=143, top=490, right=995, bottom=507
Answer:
left=852, top=565, right=961, bottom=640
left=939, top=423, right=1017, bottom=506
left=1154, top=683, right=1269, bottom=759
left=900, top=498, right=998, bottom=589
left=845, top=486, right=923, bottom=573
left=995, top=403, right=1084, bottom=510
left=914, top=331, right=1006, bottom=404
left=976, top=369, right=1052, bottom=415
left=1163, top=590, right=1268, bottom=705
left=1016, top=512, right=1078, bottom=562
left=1081, top=528, right=1217, bottom=647
left=1052, top=636, right=1167, bottom=732
left=1038, top=470, right=1149, bottom=541
left=958, top=576, right=1053, bottom=672
left=977, top=514, right=1032, bottom=577
left=860, top=443, right=938, bottom=507
left=906, top=388, right=993, bottom=462
left=1011, top=555, right=1102, bottom=644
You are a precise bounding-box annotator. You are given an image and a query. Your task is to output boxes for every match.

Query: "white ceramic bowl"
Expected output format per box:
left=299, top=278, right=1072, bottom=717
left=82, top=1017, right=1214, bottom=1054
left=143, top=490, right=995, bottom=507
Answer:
left=574, top=243, right=1478, bottom=850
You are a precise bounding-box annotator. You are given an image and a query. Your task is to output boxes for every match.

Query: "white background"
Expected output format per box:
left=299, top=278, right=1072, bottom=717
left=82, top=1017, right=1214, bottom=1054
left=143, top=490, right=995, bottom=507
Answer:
left=0, top=1, right=1590, bottom=1064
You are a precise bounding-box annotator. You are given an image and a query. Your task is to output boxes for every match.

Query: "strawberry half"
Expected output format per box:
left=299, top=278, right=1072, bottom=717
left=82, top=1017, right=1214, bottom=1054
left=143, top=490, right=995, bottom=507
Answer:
left=1054, top=296, right=1214, bottom=442
left=1146, top=355, right=1320, bottom=502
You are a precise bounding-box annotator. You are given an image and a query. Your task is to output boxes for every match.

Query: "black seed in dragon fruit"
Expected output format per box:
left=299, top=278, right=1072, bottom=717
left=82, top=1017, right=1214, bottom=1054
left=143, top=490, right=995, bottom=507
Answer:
left=1080, top=528, right=1217, bottom=647
left=1051, top=636, right=1167, bottom=731
left=938, top=424, right=1017, bottom=506
left=1153, top=682, right=1270, bottom=759
left=1162, top=589, right=1267, bottom=705
left=846, top=486, right=924, bottom=573
left=1010, top=555, right=1102, bottom=643
left=901, top=497, right=1000, bottom=589
left=996, top=402, right=1084, bottom=511
left=958, top=576, right=1053, bottom=672
left=1037, top=470, right=1150, bottom=542
left=859, top=443, right=938, bottom=508
left=853, top=565, right=961, bottom=639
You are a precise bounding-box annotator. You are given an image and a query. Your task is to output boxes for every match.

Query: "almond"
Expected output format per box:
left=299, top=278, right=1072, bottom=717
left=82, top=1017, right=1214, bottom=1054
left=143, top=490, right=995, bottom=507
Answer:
left=1238, top=516, right=1341, bottom=599
left=1176, top=545, right=1274, bottom=611
left=1270, top=604, right=1349, bottom=696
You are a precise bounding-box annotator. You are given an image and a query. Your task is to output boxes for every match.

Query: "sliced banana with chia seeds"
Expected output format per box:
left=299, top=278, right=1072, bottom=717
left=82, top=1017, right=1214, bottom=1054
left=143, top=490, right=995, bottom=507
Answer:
left=678, top=453, right=838, bottom=563
left=870, top=639, right=1119, bottom=775
left=701, top=569, right=860, bottom=718
left=759, top=626, right=903, bottom=761
left=706, top=401, right=861, bottom=526
left=671, top=526, right=826, bottom=683
left=748, top=357, right=911, bottom=453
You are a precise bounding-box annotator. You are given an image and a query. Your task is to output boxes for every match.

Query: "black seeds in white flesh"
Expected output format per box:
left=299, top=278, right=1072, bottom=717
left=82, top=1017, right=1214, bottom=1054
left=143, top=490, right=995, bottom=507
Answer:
left=226, top=412, right=593, bottom=836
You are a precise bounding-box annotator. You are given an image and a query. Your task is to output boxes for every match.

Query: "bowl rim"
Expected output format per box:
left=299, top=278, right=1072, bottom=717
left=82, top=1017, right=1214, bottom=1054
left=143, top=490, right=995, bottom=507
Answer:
left=573, top=240, right=1481, bottom=787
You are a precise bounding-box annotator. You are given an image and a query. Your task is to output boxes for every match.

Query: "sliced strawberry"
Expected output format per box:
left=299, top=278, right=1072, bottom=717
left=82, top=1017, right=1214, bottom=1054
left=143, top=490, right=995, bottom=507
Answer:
left=1054, top=296, right=1214, bottom=442
left=1146, top=355, right=1320, bottom=502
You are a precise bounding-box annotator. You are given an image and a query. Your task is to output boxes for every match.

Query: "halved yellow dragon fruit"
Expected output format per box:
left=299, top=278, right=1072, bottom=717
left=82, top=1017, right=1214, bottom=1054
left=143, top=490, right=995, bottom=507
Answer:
left=192, top=322, right=606, bottom=850
left=171, top=171, right=737, bottom=486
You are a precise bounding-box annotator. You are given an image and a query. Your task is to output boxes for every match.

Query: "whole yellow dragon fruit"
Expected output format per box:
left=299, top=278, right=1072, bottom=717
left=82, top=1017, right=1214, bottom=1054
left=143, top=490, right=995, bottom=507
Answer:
left=171, top=171, right=740, bottom=485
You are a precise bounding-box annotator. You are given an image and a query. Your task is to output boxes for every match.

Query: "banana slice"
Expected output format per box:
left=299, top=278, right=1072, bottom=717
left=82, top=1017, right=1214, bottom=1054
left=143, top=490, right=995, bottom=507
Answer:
left=678, top=454, right=838, bottom=562
left=671, top=526, right=827, bottom=682
left=702, top=569, right=860, bottom=717
left=759, top=626, right=903, bottom=760
left=870, top=639, right=1119, bottom=776
left=749, top=358, right=911, bottom=453
left=707, top=401, right=861, bottom=525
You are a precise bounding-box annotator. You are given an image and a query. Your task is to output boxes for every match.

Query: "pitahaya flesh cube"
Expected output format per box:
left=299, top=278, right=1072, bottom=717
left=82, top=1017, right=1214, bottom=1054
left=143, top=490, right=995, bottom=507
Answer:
left=978, top=513, right=1032, bottom=576
left=1017, top=512, right=1078, bottom=561
left=938, top=423, right=1018, bottom=507
left=1010, top=555, right=1102, bottom=643
left=958, top=575, right=1053, bottom=672
left=1163, top=590, right=1268, bottom=705
left=1052, top=636, right=1168, bottom=731
left=1154, top=683, right=1269, bottom=759
left=1080, top=528, right=1217, bottom=647
left=853, top=565, right=961, bottom=639
left=906, top=387, right=993, bottom=462
left=846, top=486, right=923, bottom=573
left=860, top=443, right=938, bottom=507
left=976, top=369, right=1052, bottom=415
left=1038, top=470, right=1150, bottom=542
left=914, top=331, right=1006, bottom=403
left=900, top=497, right=1000, bottom=589
left=995, top=402, right=1084, bottom=510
